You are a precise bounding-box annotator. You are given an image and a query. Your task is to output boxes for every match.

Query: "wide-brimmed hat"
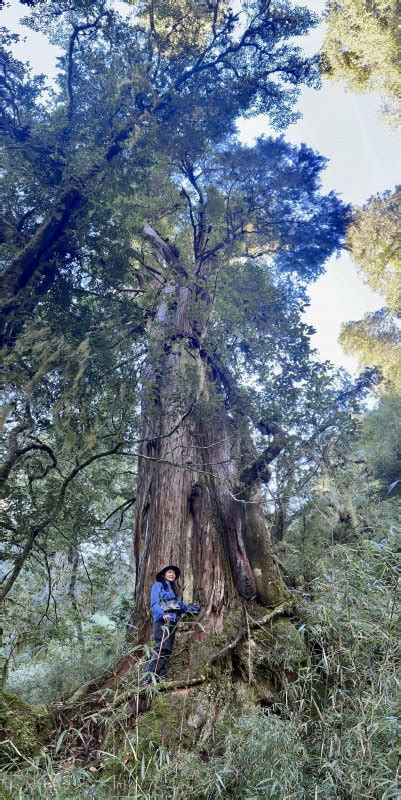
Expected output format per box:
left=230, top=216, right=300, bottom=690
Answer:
left=156, top=564, right=181, bottom=582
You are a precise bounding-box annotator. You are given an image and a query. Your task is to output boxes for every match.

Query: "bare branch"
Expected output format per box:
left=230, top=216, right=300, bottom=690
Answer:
left=102, top=497, right=136, bottom=525
left=0, top=442, right=125, bottom=602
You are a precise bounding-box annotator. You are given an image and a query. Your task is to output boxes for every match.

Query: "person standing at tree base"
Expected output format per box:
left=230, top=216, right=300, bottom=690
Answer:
left=140, top=565, right=200, bottom=685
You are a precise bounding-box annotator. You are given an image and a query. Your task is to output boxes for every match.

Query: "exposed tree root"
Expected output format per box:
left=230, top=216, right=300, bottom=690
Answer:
left=2, top=600, right=304, bottom=771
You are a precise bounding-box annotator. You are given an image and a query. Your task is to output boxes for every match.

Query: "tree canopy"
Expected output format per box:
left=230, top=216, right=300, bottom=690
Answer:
left=1, top=0, right=322, bottom=345
left=322, top=0, right=401, bottom=128
left=340, top=186, right=401, bottom=391
left=1, top=0, right=350, bottom=605
left=347, top=186, right=401, bottom=313
left=360, top=394, right=401, bottom=496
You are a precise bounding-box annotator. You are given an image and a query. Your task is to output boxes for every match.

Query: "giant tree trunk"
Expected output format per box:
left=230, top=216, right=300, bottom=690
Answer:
left=128, top=279, right=290, bottom=645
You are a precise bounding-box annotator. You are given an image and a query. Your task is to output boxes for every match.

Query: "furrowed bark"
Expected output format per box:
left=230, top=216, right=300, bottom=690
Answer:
left=128, top=265, right=289, bottom=641
left=128, top=265, right=261, bottom=641
left=205, top=353, right=289, bottom=604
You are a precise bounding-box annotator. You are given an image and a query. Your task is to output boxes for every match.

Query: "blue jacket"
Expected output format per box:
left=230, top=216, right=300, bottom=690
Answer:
left=150, top=580, right=200, bottom=623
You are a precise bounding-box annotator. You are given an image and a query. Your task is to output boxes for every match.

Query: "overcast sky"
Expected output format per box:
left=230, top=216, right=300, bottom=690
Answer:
left=3, top=0, right=401, bottom=373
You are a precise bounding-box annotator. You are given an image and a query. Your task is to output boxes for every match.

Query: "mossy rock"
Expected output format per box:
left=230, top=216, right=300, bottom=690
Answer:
left=0, top=689, right=52, bottom=765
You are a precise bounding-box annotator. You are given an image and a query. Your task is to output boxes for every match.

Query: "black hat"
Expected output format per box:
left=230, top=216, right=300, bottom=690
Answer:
left=156, top=564, right=180, bottom=582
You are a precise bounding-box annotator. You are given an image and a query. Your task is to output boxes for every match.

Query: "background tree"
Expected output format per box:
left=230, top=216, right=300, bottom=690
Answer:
left=346, top=187, right=401, bottom=312
left=322, top=0, right=401, bottom=128
left=340, top=186, right=401, bottom=391
left=267, top=364, right=375, bottom=544
left=359, top=394, right=401, bottom=497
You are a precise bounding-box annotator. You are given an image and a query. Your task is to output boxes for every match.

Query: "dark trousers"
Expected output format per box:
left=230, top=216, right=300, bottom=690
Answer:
left=146, top=619, right=177, bottom=678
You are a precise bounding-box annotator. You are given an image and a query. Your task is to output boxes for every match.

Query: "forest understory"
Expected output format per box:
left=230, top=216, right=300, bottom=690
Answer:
left=2, top=499, right=399, bottom=799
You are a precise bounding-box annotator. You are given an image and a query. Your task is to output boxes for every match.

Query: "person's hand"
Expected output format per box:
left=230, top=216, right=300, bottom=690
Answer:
left=163, top=614, right=171, bottom=622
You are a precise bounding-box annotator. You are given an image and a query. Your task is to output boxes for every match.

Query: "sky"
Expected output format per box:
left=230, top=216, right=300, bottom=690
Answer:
left=3, top=0, right=401, bottom=373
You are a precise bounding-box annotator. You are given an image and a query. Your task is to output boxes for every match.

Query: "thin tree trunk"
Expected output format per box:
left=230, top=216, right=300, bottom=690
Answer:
left=272, top=497, right=290, bottom=543
left=0, top=519, right=50, bottom=603
left=68, top=546, right=85, bottom=648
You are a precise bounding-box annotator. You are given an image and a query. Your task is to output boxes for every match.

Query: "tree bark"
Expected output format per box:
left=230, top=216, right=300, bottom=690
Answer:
left=128, top=278, right=289, bottom=643
left=67, top=546, right=85, bottom=648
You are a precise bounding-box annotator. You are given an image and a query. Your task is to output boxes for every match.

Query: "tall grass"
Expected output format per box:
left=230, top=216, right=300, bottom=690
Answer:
left=1, top=534, right=399, bottom=799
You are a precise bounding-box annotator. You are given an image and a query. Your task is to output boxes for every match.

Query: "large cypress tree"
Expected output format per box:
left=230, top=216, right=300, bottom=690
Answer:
left=1, top=0, right=348, bottom=714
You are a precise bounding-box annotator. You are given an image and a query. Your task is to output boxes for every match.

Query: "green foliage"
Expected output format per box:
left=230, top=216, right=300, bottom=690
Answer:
left=291, top=532, right=400, bottom=799
left=2, top=520, right=133, bottom=700
left=340, top=187, right=401, bottom=392
left=347, top=187, right=401, bottom=314
left=359, top=395, right=401, bottom=496
left=6, top=617, right=124, bottom=706
left=135, top=712, right=306, bottom=799
left=340, top=309, right=401, bottom=392
left=323, top=0, right=401, bottom=128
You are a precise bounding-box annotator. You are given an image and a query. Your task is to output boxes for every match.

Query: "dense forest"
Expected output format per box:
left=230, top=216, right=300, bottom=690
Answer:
left=1, top=1, right=400, bottom=798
